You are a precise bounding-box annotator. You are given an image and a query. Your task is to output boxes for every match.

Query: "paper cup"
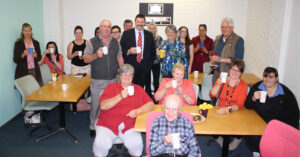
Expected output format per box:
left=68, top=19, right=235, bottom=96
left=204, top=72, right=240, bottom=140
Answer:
left=193, top=71, right=199, bottom=79
left=49, top=48, right=55, bottom=53
left=171, top=133, right=180, bottom=149
left=260, top=91, right=267, bottom=103
left=172, top=80, right=177, bottom=88
left=102, top=47, right=108, bottom=55
left=62, top=84, right=68, bottom=91
left=220, top=72, right=228, bottom=83
left=28, top=48, right=33, bottom=54
left=78, top=51, right=82, bottom=57
left=127, top=86, right=134, bottom=96
left=136, top=47, right=141, bottom=54
left=52, top=76, right=57, bottom=82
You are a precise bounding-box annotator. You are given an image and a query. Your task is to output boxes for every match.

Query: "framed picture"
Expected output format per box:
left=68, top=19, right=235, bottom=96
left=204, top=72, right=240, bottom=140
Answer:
left=148, top=4, right=164, bottom=15
left=146, top=16, right=172, bottom=25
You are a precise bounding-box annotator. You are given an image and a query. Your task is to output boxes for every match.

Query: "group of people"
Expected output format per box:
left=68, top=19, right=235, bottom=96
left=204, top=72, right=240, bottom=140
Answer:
left=13, top=13, right=299, bottom=157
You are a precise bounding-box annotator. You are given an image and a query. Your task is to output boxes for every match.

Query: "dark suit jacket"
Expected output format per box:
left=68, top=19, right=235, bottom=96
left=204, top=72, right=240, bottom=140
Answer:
left=13, top=39, right=43, bottom=86
left=120, top=28, right=156, bottom=73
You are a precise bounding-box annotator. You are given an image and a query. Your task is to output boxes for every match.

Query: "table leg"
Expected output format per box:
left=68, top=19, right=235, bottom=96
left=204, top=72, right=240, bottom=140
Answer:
left=36, top=102, right=78, bottom=143
left=222, top=135, right=229, bottom=157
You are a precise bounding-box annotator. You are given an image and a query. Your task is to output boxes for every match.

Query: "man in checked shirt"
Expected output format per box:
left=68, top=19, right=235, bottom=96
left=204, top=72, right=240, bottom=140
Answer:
left=149, top=95, right=201, bottom=157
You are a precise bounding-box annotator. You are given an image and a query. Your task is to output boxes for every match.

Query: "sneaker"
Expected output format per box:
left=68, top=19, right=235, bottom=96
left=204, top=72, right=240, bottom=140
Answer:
left=253, top=152, right=261, bottom=157
left=215, top=136, right=223, bottom=147
left=229, top=137, right=242, bottom=150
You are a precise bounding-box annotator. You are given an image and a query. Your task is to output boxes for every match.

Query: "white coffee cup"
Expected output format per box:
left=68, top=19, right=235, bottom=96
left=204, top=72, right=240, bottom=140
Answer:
left=193, top=70, right=199, bottom=79
left=49, top=48, right=55, bottom=53
left=220, top=72, right=228, bottom=83
left=172, top=80, right=177, bottom=88
left=260, top=91, right=267, bottom=103
left=102, top=47, right=108, bottom=55
left=52, top=76, right=56, bottom=82
left=136, top=47, right=141, bottom=54
left=78, top=51, right=82, bottom=57
left=171, top=133, right=180, bottom=149
left=62, top=84, right=68, bottom=91
left=127, top=86, right=134, bottom=96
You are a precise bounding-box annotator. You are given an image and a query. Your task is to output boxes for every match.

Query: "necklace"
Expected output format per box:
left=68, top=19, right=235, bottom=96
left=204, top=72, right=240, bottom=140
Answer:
left=225, top=80, right=239, bottom=106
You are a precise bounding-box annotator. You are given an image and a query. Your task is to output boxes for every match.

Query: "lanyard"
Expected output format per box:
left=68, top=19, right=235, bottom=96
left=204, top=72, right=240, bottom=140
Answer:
left=225, top=82, right=237, bottom=106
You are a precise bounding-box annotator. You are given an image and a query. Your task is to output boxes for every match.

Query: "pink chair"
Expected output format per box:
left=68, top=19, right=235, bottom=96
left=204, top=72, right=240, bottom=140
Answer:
left=259, top=120, right=300, bottom=157
left=145, top=112, right=193, bottom=157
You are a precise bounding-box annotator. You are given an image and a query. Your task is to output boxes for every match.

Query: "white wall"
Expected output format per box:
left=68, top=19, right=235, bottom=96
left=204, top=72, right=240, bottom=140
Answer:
left=43, top=0, right=248, bottom=74
left=280, top=0, right=300, bottom=107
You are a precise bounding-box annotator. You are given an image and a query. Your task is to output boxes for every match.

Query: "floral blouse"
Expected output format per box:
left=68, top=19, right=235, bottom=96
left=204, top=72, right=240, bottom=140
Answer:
left=160, top=39, right=188, bottom=78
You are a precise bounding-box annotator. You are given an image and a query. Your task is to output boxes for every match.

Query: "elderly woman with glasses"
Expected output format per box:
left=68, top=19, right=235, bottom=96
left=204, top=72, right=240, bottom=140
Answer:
left=244, top=67, right=299, bottom=156
left=154, top=63, right=196, bottom=106
left=159, top=24, right=188, bottom=78
left=93, top=64, right=154, bottom=157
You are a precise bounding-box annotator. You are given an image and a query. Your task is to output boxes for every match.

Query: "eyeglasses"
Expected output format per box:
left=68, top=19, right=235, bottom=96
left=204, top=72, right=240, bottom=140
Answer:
left=164, top=107, right=179, bottom=113
left=263, top=74, right=275, bottom=79
left=111, top=31, right=120, bottom=34
left=230, top=68, right=241, bottom=73
left=100, top=25, right=111, bottom=29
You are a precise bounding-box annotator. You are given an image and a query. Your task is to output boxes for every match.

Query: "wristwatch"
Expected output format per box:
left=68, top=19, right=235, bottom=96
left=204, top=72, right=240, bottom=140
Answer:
left=228, top=107, right=233, bottom=113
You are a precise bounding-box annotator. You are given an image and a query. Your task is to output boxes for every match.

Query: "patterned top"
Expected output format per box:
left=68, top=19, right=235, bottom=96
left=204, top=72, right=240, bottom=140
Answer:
left=149, top=114, right=201, bottom=157
left=160, top=39, right=188, bottom=78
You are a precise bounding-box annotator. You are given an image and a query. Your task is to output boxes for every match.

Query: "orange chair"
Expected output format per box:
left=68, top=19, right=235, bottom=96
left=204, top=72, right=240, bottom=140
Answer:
left=260, top=120, right=300, bottom=157
left=145, top=112, right=193, bottom=157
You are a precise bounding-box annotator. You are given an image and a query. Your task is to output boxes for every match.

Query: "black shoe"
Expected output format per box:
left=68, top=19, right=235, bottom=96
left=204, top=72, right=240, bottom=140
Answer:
left=90, top=130, right=96, bottom=137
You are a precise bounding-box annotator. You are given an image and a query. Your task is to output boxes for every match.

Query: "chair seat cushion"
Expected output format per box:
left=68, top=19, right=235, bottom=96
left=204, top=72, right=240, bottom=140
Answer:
left=24, top=101, right=59, bottom=111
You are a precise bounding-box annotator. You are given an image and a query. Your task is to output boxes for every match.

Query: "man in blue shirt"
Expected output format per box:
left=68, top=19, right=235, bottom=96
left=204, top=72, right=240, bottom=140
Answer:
left=149, top=95, right=201, bottom=157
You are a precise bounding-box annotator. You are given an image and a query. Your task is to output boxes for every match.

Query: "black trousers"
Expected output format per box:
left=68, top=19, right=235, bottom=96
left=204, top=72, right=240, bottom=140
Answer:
left=145, top=63, right=160, bottom=97
left=132, top=61, right=148, bottom=88
left=244, top=135, right=261, bottom=152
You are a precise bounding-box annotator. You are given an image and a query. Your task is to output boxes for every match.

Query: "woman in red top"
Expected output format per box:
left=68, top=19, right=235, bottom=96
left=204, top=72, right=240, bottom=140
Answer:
left=210, top=59, right=248, bottom=114
left=191, top=24, right=213, bottom=72
left=39, top=41, right=64, bottom=75
left=208, top=59, right=248, bottom=150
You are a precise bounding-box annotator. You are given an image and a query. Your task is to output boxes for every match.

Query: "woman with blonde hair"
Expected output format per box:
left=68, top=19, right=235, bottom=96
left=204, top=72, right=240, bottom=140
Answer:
left=145, top=22, right=163, bottom=98
left=13, top=23, right=43, bottom=86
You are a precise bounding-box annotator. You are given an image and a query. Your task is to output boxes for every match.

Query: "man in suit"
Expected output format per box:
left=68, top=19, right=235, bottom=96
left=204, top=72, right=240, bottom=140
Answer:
left=121, top=14, right=156, bottom=88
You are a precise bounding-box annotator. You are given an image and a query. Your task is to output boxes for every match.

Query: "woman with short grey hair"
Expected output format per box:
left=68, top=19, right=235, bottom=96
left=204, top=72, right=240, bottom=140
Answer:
left=119, top=63, right=134, bottom=75
left=159, top=25, right=188, bottom=78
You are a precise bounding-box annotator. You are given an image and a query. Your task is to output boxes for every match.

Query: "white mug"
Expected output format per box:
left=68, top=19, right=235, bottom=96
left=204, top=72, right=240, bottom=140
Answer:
left=171, top=80, right=177, bottom=88
left=52, top=76, right=57, bottom=82
left=127, top=86, right=134, bottom=96
left=62, top=84, right=68, bottom=91
left=102, top=47, right=108, bottom=55
left=193, top=71, right=199, bottom=79
left=171, top=133, right=180, bottom=149
left=78, top=51, right=82, bottom=57
left=49, top=48, right=55, bottom=53
left=220, top=72, right=228, bottom=83
left=136, top=47, right=142, bottom=54
left=260, top=91, right=267, bottom=103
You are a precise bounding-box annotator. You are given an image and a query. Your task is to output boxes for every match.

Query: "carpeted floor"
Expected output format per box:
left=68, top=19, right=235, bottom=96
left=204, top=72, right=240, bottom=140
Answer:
left=0, top=107, right=253, bottom=157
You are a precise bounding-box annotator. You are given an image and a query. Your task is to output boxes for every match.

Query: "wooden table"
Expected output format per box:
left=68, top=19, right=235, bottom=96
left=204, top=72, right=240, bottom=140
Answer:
left=134, top=105, right=266, bottom=157
left=26, top=74, right=91, bottom=142
left=188, top=73, right=261, bottom=86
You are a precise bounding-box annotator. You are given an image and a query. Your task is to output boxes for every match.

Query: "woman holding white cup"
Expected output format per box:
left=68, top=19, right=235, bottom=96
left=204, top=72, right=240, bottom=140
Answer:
left=39, top=41, right=64, bottom=75
left=244, top=67, right=299, bottom=155
left=154, top=63, right=196, bottom=106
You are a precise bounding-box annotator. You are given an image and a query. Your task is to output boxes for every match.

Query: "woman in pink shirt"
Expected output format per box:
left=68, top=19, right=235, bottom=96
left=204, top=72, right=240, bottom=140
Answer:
left=154, top=63, right=197, bottom=106
left=39, top=41, right=64, bottom=75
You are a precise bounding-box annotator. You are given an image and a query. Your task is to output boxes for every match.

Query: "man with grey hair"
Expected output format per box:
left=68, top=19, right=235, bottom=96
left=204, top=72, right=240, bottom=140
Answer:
left=149, top=95, right=201, bottom=157
left=84, top=19, right=124, bottom=137
left=93, top=63, right=154, bottom=157
left=211, top=17, right=244, bottom=84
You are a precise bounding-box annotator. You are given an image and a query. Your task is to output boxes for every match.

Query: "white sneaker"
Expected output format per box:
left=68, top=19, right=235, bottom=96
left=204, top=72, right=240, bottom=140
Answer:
left=229, top=137, right=242, bottom=150
left=215, top=136, right=223, bottom=147
left=253, top=152, right=261, bottom=157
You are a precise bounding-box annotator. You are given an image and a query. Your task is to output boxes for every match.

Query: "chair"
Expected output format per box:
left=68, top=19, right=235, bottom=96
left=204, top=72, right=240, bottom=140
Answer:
left=203, top=62, right=211, bottom=73
left=40, top=64, right=52, bottom=85
left=14, top=75, right=59, bottom=141
left=192, top=83, right=199, bottom=100
left=199, top=74, right=213, bottom=102
left=146, top=112, right=193, bottom=157
left=259, top=120, right=300, bottom=157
